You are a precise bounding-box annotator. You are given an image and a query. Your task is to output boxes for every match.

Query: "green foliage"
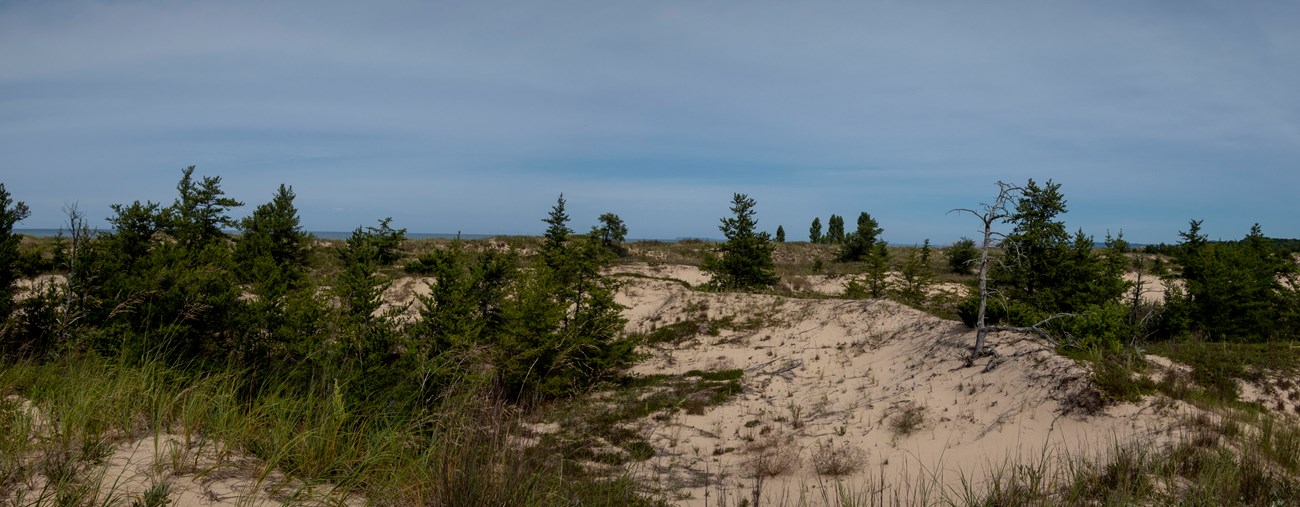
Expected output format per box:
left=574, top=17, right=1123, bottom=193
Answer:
left=74, top=169, right=247, bottom=364
left=946, top=237, right=979, bottom=275
left=1161, top=221, right=1297, bottom=342
left=411, top=240, right=515, bottom=356
left=235, top=184, right=309, bottom=291
left=960, top=179, right=1130, bottom=350
left=702, top=193, right=779, bottom=290
left=775, top=225, right=785, bottom=243
left=591, top=212, right=628, bottom=256
left=895, top=241, right=934, bottom=305
left=848, top=241, right=892, bottom=299
left=837, top=212, right=882, bottom=262
left=1146, top=340, right=1300, bottom=402
left=825, top=214, right=845, bottom=245
left=164, top=166, right=243, bottom=249
left=363, top=218, right=408, bottom=266
left=0, top=182, right=31, bottom=325
left=105, top=200, right=162, bottom=266
left=1085, top=349, right=1153, bottom=403
left=6, top=282, right=62, bottom=360
left=335, top=225, right=395, bottom=323
left=491, top=198, right=634, bottom=401
left=809, top=216, right=822, bottom=244
left=540, top=193, right=572, bottom=267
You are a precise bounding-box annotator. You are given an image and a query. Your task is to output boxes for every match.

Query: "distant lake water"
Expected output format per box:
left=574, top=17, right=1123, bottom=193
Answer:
left=15, top=228, right=493, bottom=240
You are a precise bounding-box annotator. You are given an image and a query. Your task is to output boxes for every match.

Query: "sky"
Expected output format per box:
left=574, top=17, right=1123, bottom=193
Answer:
left=2, top=1, right=1298, bottom=244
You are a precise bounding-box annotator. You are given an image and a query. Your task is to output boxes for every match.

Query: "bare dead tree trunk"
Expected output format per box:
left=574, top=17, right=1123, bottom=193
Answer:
left=951, top=182, right=1017, bottom=360
left=1124, top=253, right=1166, bottom=347
left=59, top=204, right=89, bottom=343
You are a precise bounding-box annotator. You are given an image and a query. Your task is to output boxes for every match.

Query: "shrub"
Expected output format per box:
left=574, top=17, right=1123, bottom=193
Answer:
left=811, top=439, right=867, bottom=477
left=946, top=237, right=979, bottom=275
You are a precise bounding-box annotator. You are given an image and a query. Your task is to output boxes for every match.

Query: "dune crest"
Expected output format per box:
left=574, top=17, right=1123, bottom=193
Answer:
left=613, top=264, right=1179, bottom=504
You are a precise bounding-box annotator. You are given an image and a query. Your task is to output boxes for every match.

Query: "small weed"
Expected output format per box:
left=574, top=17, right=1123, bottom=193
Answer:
left=133, top=481, right=172, bottom=507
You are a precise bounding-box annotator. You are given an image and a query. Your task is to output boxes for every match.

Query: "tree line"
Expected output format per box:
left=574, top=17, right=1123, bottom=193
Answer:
left=0, top=168, right=634, bottom=414
left=4, top=172, right=1298, bottom=395
left=703, top=182, right=1300, bottom=352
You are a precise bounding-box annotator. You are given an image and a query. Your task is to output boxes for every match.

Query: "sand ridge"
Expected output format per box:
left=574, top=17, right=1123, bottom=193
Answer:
left=611, top=263, right=1182, bottom=505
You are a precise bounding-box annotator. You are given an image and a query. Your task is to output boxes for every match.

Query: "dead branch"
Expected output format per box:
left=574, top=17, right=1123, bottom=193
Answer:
left=950, top=181, right=1019, bottom=360
left=984, top=312, right=1079, bottom=348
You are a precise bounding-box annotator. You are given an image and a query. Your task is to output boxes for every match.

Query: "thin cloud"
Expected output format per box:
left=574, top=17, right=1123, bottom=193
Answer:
left=2, top=1, right=1297, bottom=242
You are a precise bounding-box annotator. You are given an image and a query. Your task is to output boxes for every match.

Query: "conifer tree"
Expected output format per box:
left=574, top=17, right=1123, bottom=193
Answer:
left=946, top=237, right=979, bottom=275
left=498, top=196, right=631, bottom=400
left=826, top=214, right=845, bottom=244
left=0, top=183, right=30, bottom=326
left=236, top=184, right=309, bottom=290
left=809, top=217, right=823, bottom=244
left=1164, top=221, right=1295, bottom=341
left=775, top=225, right=785, bottom=243
left=541, top=194, right=572, bottom=268
left=838, top=212, right=883, bottom=262
left=165, top=166, right=243, bottom=248
left=862, top=241, right=891, bottom=298
left=591, top=212, right=628, bottom=256
left=703, top=193, right=779, bottom=289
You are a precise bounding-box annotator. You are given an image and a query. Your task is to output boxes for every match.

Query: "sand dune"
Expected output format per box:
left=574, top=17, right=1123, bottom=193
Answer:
left=613, top=264, right=1184, bottom=505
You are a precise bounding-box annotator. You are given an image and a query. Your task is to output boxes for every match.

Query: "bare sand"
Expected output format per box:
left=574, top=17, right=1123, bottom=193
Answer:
left=612, top=263, right=1187, bottom=505
left=10, top=262, right=1291, bottom=506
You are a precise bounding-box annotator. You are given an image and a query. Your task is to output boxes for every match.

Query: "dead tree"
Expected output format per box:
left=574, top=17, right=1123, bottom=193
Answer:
left=1125, top=253, right=1163, bottom=347
left=950, top=181, right=1017, bottom=359
left=59, top=204, right=97, bottom=343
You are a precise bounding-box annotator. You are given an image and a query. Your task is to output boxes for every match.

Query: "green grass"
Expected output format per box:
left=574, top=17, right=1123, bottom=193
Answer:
left=530, top=368, right=744, bottom=473
left=1146, top=339, right=1300, bottom=403
left=0, top=354, right=661, bottom=506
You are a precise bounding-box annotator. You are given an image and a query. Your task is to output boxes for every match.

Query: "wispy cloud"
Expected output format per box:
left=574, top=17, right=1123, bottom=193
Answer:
left=2, top=1, right=1298, bottom=242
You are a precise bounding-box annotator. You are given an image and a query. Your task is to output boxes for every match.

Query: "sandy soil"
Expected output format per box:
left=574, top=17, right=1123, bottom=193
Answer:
left=611, top=263, right=1186, bottom=505
left=8, top=262, right=1290, bottom=506
left=2, top=401, right=359, bottom=507
left=0, top=397, right=360, bottom=507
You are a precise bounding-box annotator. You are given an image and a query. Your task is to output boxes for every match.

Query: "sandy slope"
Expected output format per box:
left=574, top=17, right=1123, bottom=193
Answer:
left=612, top=264, right=1182, bottom=505
left=0, top=404, right=360, bottom=507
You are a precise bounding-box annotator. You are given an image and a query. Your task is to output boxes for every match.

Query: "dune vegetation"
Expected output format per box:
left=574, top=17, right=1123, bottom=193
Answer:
left=1, top=171, right=1299, bottom=506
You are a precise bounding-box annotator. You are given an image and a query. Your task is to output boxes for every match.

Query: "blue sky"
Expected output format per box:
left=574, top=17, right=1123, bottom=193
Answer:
left=2, top=1, right=1297, bottom=244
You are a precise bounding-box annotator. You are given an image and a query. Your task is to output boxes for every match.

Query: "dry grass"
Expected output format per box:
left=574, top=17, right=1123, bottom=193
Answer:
left=809, top=439, right=867, bottom=477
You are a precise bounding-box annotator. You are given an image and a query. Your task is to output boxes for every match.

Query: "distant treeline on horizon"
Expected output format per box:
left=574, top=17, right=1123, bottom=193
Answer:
left=13, top=228, right=715, bottom=243
left=25, top=228, right=1300, bottom=250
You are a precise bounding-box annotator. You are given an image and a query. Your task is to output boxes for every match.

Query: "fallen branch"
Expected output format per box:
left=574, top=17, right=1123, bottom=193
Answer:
left=983, top=312, right=1078, bottom=348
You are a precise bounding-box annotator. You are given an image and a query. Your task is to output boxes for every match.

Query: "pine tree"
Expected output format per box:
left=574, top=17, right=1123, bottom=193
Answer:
left=1165, top=222, right=1295, bottom=341
left=946, top=237, right=979, bottom=275
left=775, top=225, right=785, bottom=243
left=0, top=183, right=31, bottom=325
left=996, top=179, right=1069, bottom=310
left=809, top=217, right=823, bottom=244
left=591, top=212, right=628, bottom=256
left=826, top=214, right=845, bottom=244
left=497, top=197, right=631, bottom=400
left=703, top=193, right=779, bottom=289
left=897, top=243, right=932, bottom=305
left=165, top=166, right=243, bottom=248
left=541, top=194, right=572, bottom=268
left=838, top=212, right=883, bottom=262
left=958, top=179, right=1130, bottom=350
left=862, top=241, right=891, bottom=298
left=235, top=184, right=309, bottom=290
